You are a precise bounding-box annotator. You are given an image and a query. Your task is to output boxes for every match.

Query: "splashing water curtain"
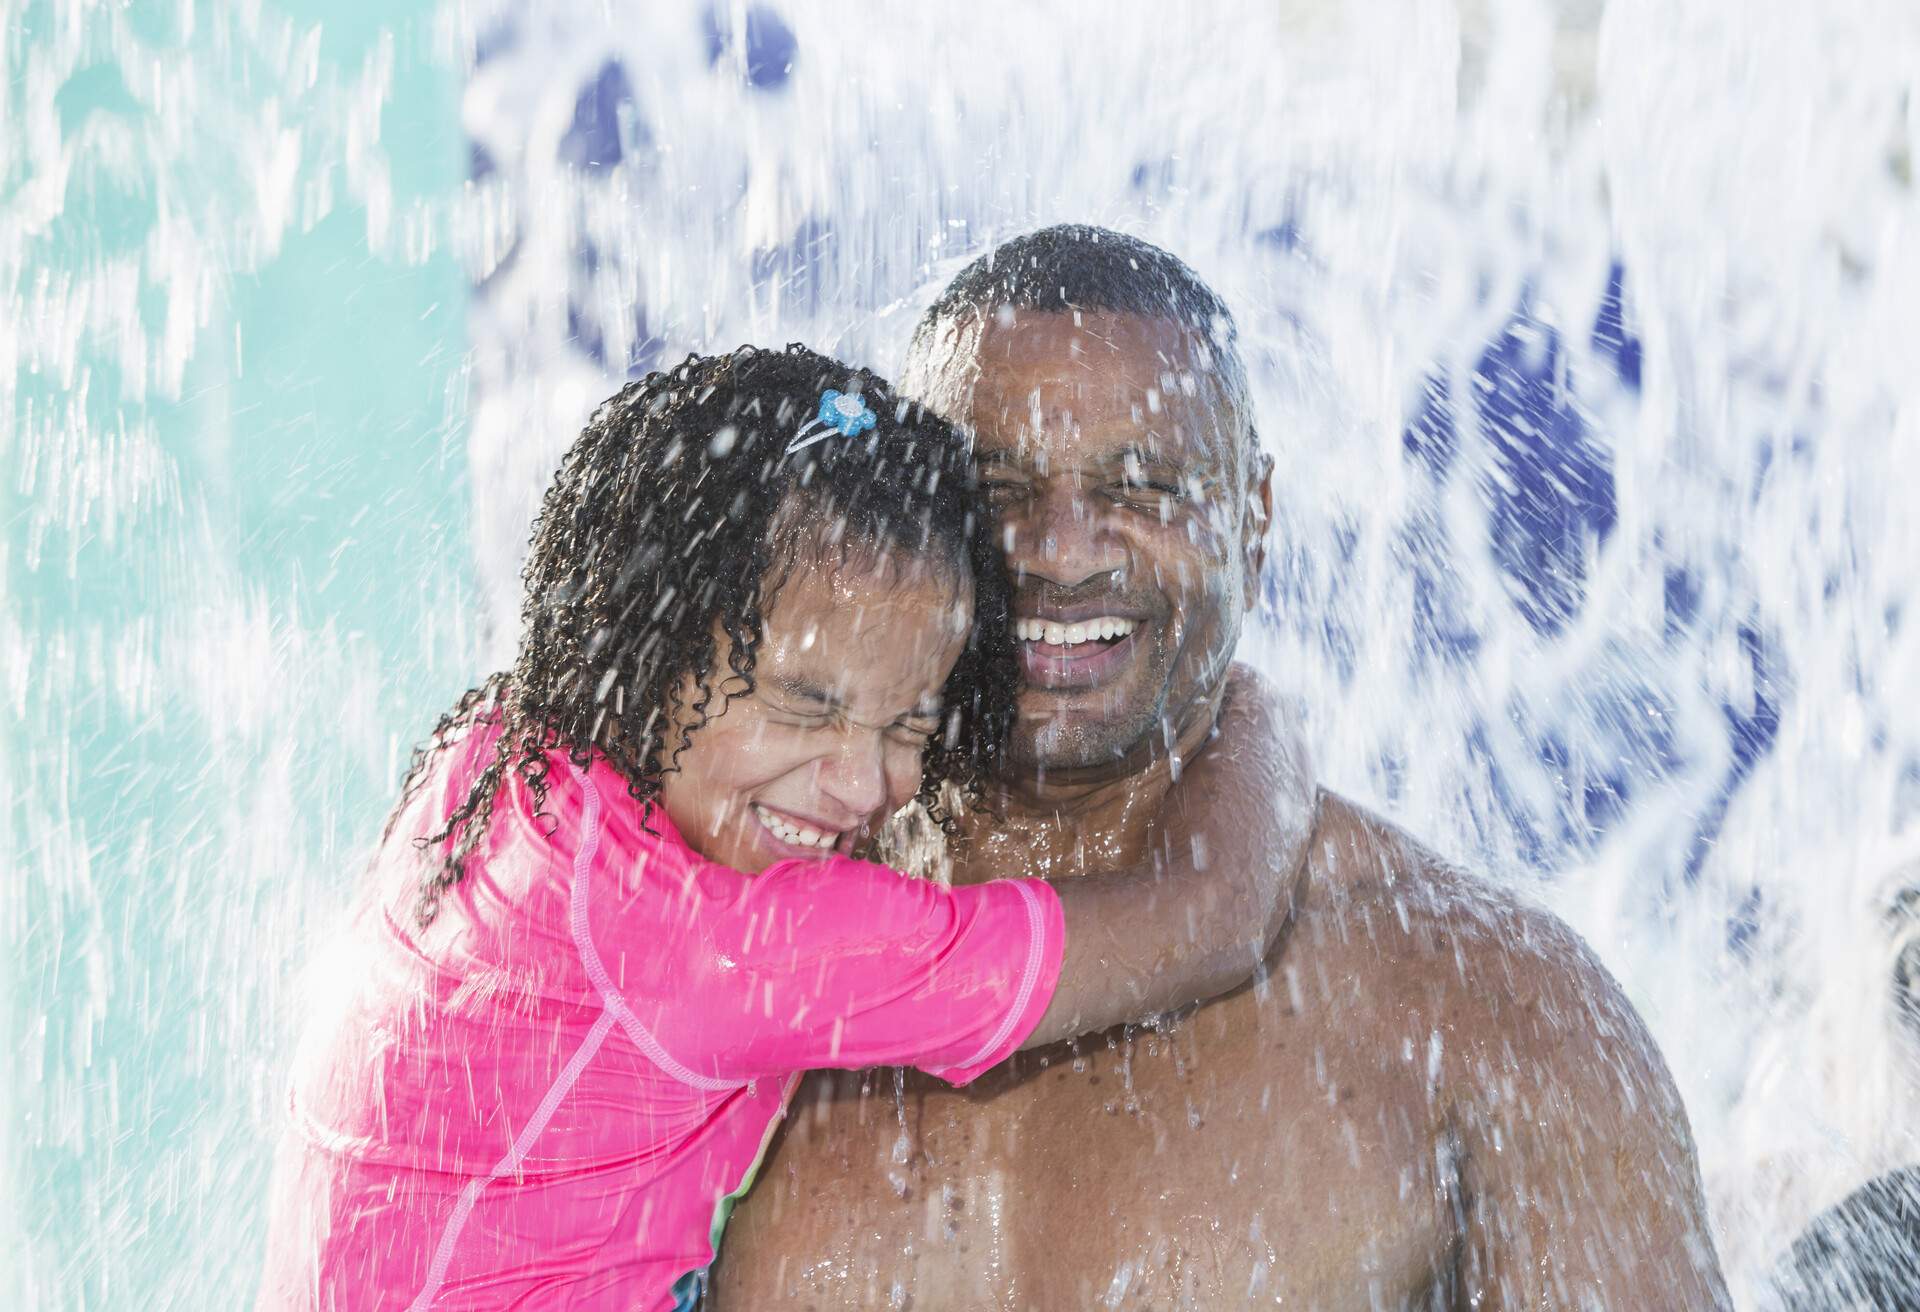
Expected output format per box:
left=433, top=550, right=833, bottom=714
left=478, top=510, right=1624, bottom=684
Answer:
left=6, top=1, right=1919, bottom=1307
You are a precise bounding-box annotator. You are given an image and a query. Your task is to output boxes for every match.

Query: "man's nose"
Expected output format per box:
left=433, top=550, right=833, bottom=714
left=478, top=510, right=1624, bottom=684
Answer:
left=1005, top=478, right=1128, bottom=590
left=816, top=729, right=890, bottom=822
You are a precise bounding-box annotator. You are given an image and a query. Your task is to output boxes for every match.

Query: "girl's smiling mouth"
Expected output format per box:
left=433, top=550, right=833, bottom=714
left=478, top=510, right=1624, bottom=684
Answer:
left=751, top=802, right=848, bottom=854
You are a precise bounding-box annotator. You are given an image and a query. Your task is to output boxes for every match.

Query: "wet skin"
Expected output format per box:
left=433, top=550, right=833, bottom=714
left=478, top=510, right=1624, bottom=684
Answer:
left=713, top=312, right=1730, bottom=1309
left=656, top=551, right=964, bottom=874
left=948, top=309, right=1268, bottom=781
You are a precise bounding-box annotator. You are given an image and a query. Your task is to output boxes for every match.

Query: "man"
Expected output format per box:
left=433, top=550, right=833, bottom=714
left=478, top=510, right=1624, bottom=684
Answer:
left=714, top=226, right=1731, bottom=1309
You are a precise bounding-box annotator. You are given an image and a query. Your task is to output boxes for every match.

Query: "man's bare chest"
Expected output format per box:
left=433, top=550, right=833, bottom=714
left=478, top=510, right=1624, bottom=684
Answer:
left=771, top=992, right=1458, bottom=1309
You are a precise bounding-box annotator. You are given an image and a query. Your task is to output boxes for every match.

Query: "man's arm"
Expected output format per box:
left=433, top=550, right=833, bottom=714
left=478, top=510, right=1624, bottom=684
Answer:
left=1449, top=907, right=1732, bottom=1309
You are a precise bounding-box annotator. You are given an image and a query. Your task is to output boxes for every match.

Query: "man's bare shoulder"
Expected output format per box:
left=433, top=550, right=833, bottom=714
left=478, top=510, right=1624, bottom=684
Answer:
left=1301, top=792, right=1676, bottom=1087
left=1300, top=793, right=1727, bottom=1304
left=1311, top=789, right=1701, bottom=1152
left=1310, top=792, right=1610, bottom=975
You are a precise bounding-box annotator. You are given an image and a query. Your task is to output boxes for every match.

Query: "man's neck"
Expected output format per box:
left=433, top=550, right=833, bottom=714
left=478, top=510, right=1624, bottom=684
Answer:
left=954, top=683, right=1226, bottom=885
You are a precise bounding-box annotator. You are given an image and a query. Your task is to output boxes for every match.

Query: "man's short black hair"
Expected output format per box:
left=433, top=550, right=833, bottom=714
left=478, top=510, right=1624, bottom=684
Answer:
left=907, top=224, right=1257, bottom=466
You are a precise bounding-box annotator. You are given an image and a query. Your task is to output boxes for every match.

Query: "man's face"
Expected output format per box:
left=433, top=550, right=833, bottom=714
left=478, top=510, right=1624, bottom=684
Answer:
left=928, top=310, right=1268, bottom=774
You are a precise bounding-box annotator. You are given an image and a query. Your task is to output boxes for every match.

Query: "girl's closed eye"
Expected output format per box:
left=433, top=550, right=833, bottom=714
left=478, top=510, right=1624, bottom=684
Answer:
left=757, top=675, right=846, bottom=727
left=764, top=694, right=940, bottom=745
left=887, top=713, right=942, bottom=746
left=763, top=695, right=835, bottom=727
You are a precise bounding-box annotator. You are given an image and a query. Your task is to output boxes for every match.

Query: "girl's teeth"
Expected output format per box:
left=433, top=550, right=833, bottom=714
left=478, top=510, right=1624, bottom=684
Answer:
left=753, top=804, right=839, bottom=850
left=1014, top=617, right=1136, bottom=647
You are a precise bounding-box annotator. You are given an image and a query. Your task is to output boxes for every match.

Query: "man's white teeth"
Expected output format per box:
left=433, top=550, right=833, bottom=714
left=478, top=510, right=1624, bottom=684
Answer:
left=1014, top=617, right=1137, bottom=647
left=753, top=804, right=840, bottom=850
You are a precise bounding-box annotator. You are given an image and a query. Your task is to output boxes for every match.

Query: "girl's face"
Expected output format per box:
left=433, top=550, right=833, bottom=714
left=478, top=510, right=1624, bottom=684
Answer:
left=656, top=551, right=972, bottom=873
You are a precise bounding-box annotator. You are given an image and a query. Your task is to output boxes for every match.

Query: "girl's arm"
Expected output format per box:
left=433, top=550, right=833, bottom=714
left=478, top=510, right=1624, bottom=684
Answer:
left=619, top=674, right=1311, bottom=1083
left=1020, top=664, right=1315, bottom=1048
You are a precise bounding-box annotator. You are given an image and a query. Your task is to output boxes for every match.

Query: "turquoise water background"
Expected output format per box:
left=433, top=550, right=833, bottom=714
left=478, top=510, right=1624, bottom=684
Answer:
left=4, top=3, right=472, bottom=1303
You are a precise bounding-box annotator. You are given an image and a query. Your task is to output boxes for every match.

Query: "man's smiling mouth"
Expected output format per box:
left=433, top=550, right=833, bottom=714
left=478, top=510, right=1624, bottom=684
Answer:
left=1013, top=616, right=1137, bottom=650
left=1014, top=615, right=1143, bottom=688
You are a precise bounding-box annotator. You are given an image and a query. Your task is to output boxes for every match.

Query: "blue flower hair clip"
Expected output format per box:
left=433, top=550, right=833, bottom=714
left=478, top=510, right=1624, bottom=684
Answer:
left=785, top=388, right=877, bottom=454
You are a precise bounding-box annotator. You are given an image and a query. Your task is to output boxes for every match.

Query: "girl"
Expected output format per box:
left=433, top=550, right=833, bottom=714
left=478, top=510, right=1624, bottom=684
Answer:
left=259, top=345, right=1291, bottom=1310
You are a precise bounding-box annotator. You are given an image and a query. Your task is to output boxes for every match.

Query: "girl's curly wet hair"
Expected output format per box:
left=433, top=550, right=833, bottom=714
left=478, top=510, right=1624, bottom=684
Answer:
left=399, top=343, right=1018, bottom=924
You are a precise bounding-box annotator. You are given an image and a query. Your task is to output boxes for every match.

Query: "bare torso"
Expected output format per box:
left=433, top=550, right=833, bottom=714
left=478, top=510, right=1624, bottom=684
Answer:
left=715, top=794, right=1726, bottom=1309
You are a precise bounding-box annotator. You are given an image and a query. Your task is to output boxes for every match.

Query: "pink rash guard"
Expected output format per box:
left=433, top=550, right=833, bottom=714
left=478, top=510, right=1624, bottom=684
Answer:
left=258, top=724, right=1063, bottom=1310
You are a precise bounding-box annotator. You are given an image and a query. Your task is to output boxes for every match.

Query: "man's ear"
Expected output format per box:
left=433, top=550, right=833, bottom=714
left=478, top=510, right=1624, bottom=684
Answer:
left=1241, top=446, right=1274, bottom=609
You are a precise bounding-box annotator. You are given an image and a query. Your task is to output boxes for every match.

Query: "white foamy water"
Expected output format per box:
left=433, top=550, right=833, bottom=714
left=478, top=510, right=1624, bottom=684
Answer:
left=6, top=0, right=1917, bottom=1304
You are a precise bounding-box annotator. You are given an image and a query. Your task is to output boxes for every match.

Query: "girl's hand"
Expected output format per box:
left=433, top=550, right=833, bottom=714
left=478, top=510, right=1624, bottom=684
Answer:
left=1021, top=664, right=1318, bottom=1046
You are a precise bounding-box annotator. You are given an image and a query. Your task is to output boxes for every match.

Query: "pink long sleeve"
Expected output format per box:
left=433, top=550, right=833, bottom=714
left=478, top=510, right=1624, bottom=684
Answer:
left=642, top=842, right=1058, bottom=1084
left=259, top=728, right=1063, bottom=1311
left=554, top=759, right=1063, bottom=1087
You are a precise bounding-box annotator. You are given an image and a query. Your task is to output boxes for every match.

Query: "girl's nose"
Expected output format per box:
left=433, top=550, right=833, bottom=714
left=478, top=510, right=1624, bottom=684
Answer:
left=816, top=729, right=890, bottom=822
